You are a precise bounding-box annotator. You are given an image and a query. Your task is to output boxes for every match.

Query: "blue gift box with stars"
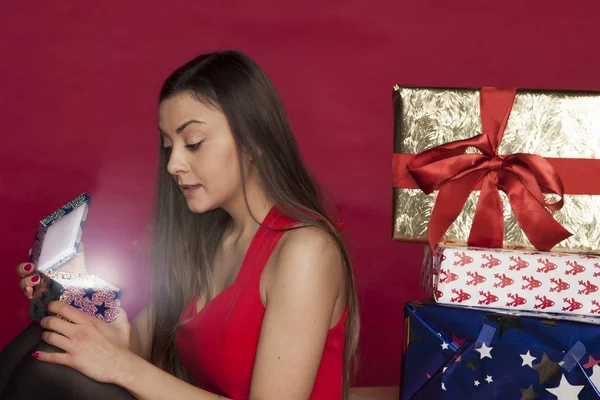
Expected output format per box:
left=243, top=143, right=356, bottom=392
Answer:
left=401, top=301, right=600, bottom=399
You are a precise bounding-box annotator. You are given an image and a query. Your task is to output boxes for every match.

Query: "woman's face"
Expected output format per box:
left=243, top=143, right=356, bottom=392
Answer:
left=158, top=93, right=244, bottom=214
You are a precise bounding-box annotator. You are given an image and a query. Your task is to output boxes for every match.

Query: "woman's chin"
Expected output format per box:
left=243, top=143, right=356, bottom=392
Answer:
left=185, top=200, right=214, bottom=215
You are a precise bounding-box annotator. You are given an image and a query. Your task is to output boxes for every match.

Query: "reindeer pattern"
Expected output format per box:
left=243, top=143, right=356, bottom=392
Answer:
left=432, top=248, right=600, bottom=316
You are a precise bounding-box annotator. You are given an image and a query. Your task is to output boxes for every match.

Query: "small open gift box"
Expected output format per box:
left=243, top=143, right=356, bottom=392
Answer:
left=29, top=194, right=122, bottom=323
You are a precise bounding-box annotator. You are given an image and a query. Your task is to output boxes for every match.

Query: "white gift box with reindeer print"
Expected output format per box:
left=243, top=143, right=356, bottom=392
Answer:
left=421, top=244, right=600, bottom=319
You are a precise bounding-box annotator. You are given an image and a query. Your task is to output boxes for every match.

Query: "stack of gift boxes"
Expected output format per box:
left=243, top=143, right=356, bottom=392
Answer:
left=392, top=86, right=600, bottom=399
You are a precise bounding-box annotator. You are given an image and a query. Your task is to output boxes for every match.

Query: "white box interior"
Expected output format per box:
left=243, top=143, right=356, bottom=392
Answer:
left=37, top=204, right=87, bottom=271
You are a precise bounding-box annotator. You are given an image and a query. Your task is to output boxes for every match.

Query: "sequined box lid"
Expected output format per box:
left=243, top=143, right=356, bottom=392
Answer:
left=30, top=193, right=91, bottom=272
left=392, top=86, right=600, bottom=253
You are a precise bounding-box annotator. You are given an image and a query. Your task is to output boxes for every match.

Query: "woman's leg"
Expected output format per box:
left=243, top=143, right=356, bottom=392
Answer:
left=0, top=323, right=41, bottom=394
left=0, top=323, right=135, bottom=400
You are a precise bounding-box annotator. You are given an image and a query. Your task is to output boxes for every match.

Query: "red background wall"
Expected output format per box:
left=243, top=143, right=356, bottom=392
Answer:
left=1, top=1, right=599, bottom=387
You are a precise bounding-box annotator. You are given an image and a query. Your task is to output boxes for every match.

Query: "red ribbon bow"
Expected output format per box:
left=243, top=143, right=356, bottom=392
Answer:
left=406, top=87, right=572, bottom=251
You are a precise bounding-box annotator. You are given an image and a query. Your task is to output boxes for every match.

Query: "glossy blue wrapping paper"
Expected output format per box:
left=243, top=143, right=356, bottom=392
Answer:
left=401, top=302, right=600, bottom=399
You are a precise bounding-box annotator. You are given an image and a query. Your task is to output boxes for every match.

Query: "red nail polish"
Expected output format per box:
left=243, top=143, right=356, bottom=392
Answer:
left=31, top=275, right=40, bottom=283
left=24, top=263, right=32, bottom=272
left=31, top=352, right=39, bottom=358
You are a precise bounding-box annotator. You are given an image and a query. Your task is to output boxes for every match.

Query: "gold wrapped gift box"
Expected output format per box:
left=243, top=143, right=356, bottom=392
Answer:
left=392, top=86, right=600, bottom=253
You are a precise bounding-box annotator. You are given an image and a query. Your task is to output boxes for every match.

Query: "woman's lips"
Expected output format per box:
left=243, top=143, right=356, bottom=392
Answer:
left=180, top=184, right=202, bottom=196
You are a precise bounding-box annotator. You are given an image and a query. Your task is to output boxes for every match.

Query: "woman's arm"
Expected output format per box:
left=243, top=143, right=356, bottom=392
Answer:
left=115, top=226, right=344, bottom=400
left=129, top=307, right=153, bottom=360
left=117, top=353, right=227, bottom=400
left=38, top=302, right=226, bottom=400
left=37, top=226, right=344, bottom=400
left=250, top=226, right=345, bottom=398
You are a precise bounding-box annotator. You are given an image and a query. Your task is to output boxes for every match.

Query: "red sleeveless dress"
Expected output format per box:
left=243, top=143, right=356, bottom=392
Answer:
left=175, top=206, right=347, bottom=399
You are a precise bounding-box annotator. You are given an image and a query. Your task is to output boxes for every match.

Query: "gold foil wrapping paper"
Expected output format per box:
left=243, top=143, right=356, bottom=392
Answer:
left=392, top=86, right=600, bottom=253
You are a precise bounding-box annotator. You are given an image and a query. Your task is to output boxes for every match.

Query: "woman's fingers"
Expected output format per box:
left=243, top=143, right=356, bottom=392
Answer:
left=23, top=286, right=34, bottom=299
left=40, top=330, right=72, bottom=353
left=16, top=262, right=36, bottom=277
left=47, top=301, right=94, bottom=326
left=31, top=350, right=71, bottom=367
left=39, top=315, right=78, bottom=338
left=19, top=274, right=41, bottom=298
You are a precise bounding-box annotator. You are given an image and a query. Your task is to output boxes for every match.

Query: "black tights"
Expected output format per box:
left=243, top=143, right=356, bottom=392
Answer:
left=0, top=323, right=135, bottom=400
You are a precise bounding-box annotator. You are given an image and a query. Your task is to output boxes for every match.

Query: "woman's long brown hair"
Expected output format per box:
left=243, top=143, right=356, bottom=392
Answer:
left=149, top=50, right=359, bottom=399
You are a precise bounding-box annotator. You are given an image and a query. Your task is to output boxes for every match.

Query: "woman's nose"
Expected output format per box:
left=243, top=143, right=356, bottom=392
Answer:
left=166, top=148, right=190, bottom=176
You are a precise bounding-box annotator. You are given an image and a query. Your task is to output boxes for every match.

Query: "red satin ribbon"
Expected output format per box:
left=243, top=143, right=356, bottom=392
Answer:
left=405, top=87, right=572, bottom=251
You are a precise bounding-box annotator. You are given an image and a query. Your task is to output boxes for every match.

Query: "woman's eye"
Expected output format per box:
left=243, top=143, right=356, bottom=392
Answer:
left=186, top=141, right=203, bottom=151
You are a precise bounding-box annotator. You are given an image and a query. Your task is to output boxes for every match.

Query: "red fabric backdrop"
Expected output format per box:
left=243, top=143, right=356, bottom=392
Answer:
left=1, top=1, right=599, bottom=387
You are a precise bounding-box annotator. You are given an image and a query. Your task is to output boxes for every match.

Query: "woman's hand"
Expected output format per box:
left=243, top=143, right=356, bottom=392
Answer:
left=17, top=242, right=89, bottom=299
left=35, top=300, right=131, bottom=385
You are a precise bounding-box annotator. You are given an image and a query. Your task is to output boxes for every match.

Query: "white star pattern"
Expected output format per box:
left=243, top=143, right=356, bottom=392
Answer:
left=476, top=343, right=493, bottom=359
left=441, top=342, right=449, bottom=350
left=443, top=367, right=447, bottom=373
left=546, top=375, right=584, bottom=399
left=485, top=375, right=493, bottom=383
left=474, top=380, right=480, bottom=387
left=520, top=350, right=536, bottom=368
left=442, top=383, right=446, bottom=391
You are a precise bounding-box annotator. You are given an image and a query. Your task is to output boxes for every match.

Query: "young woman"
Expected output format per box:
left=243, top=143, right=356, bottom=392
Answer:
left=0, top=50, right=359, bottom=400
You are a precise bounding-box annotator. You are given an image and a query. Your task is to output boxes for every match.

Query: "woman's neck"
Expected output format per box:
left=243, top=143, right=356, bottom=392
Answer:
left=222, top=179, right=273, bottom=238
